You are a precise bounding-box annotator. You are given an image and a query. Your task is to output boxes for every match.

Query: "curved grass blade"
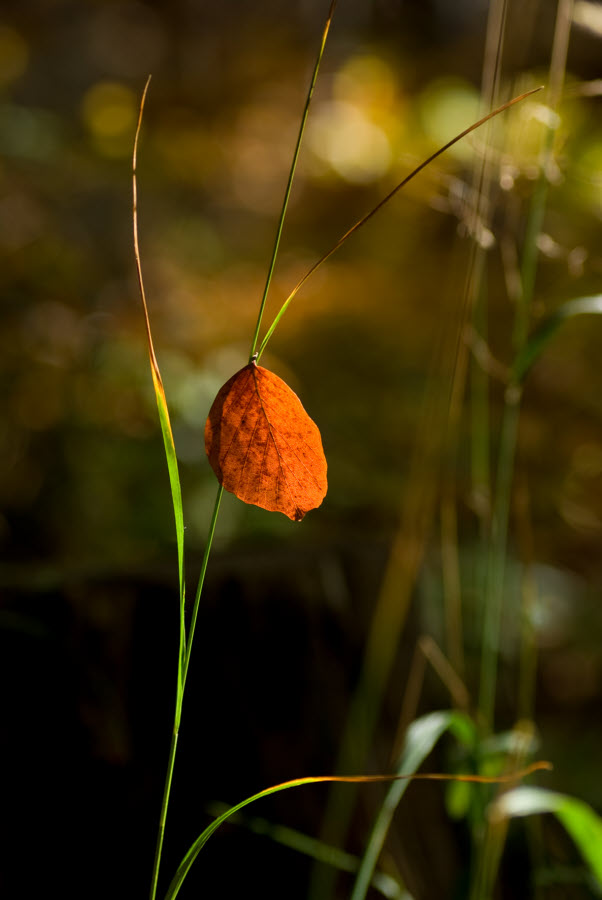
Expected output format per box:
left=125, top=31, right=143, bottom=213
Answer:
left=164, top=762, right=551, bottom=899
left=256, top=86, right=543, bottom=361
left=133, top=76, right=186, bottom=624
left=512, top=295, right=602, bottom=384
left=492, top=787, right=602, bottom=889
left=350, top=711, right=476, bottom=900
left=133, top=76, right=188, bottom=900
left=248, top=0, right=338, bottom=362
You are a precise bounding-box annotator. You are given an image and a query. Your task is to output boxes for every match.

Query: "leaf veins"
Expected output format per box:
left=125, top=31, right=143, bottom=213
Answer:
left=205, top=363, right=328, bottom=521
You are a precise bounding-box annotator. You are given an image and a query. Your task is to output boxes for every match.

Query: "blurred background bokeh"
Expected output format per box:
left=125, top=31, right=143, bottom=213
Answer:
left=1, top=0, right=602, bottom=897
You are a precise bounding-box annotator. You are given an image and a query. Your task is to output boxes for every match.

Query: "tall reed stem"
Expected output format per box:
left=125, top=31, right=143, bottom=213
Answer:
left=478, top=385, right=521, bottom=728
left=477, top=0, right=573, bottom=733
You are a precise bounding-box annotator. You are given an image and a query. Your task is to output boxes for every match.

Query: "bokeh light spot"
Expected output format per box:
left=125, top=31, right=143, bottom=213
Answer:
left=575, top=137, right=602, bottom=213
left=82, top=81, right=137, bottom=156
left=419, top=77, right=480, bottom=160
left=333, top=54, right=397, bottom=114
left=0, top=25, right=28, bottom=87
left=307, top=100, right=392, bottom=184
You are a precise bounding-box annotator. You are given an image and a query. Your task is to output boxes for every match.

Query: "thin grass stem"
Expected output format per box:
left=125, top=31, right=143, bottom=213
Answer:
left=257, top=87, right=542, bottom=361
left=478, top=0, right=573, bottom=733
left=478, top=384, right=521, bottom=728
left=183, top=484, right=224, bottom=688
left=148, top=486, right=224, bottom=900
left=149, top=727, right=180, bottom=900
left=471, top=9, right=574, bottom=894
left=514, top=0, right=574, bottom=349
left=514, top=476, right=538, bottom=721
left=470, top=271, right=491, bottom=527
left=248, top=0, right=337, bottom=362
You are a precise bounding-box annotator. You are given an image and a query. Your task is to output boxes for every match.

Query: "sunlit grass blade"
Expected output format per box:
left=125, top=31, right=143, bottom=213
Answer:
left=133, top=75, right=189, bottom=900
left=164, top=763, right=551, bottom=899
left=248, top=0, right=338, bottom=362
left=350, top=711, right=476, bottom=900
left=133, top=75, right=186, bottom=626
left=512, top=295, right=602, bottom=384
left=256, top=86, right=543, bottom=361
left=491, top=787, right=602, bottom=889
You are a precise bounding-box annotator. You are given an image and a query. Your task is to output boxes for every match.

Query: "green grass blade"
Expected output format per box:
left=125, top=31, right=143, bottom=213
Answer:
left=163, top=763, right=550, bottom=899
left=556, top=799, right=602, bottom=888
left=163, top=776, right=398, bottom=900
left=134, top=77, right=188, bottom=900
left=133, top=76, right=186, bottom=621
left=492, top=787, right=602, bottom=889
left=477, top=0, right=573, bottom=740
left=512, top=295, right=602, bottom=383
left=350, top=711, right=476, bottom=900
left=153, top=378, right=186, bottom=626
left=248, top=0, right=338, bottom=362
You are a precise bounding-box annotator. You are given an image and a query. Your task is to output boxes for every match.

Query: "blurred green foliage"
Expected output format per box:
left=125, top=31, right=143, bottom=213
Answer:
left=1, top=2, right=600, bottom=563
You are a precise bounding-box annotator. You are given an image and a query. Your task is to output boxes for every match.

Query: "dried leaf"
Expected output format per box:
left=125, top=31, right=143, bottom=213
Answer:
left=205, top=363, right=327, bottom=521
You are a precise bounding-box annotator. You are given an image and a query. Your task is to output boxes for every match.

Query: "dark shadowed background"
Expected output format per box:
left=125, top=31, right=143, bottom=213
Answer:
left=1, top=0, right=602, bottom=897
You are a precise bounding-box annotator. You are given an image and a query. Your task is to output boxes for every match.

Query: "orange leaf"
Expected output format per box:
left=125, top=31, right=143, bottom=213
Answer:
left=205, top=363, right=327, bottom=521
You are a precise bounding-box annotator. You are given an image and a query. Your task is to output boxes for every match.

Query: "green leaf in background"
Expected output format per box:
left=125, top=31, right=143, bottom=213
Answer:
left=349, top=711, right=476, bottom=900
left=492, top=786, right=602, bottom=890
left=513, top=295, right=602, bottom=384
